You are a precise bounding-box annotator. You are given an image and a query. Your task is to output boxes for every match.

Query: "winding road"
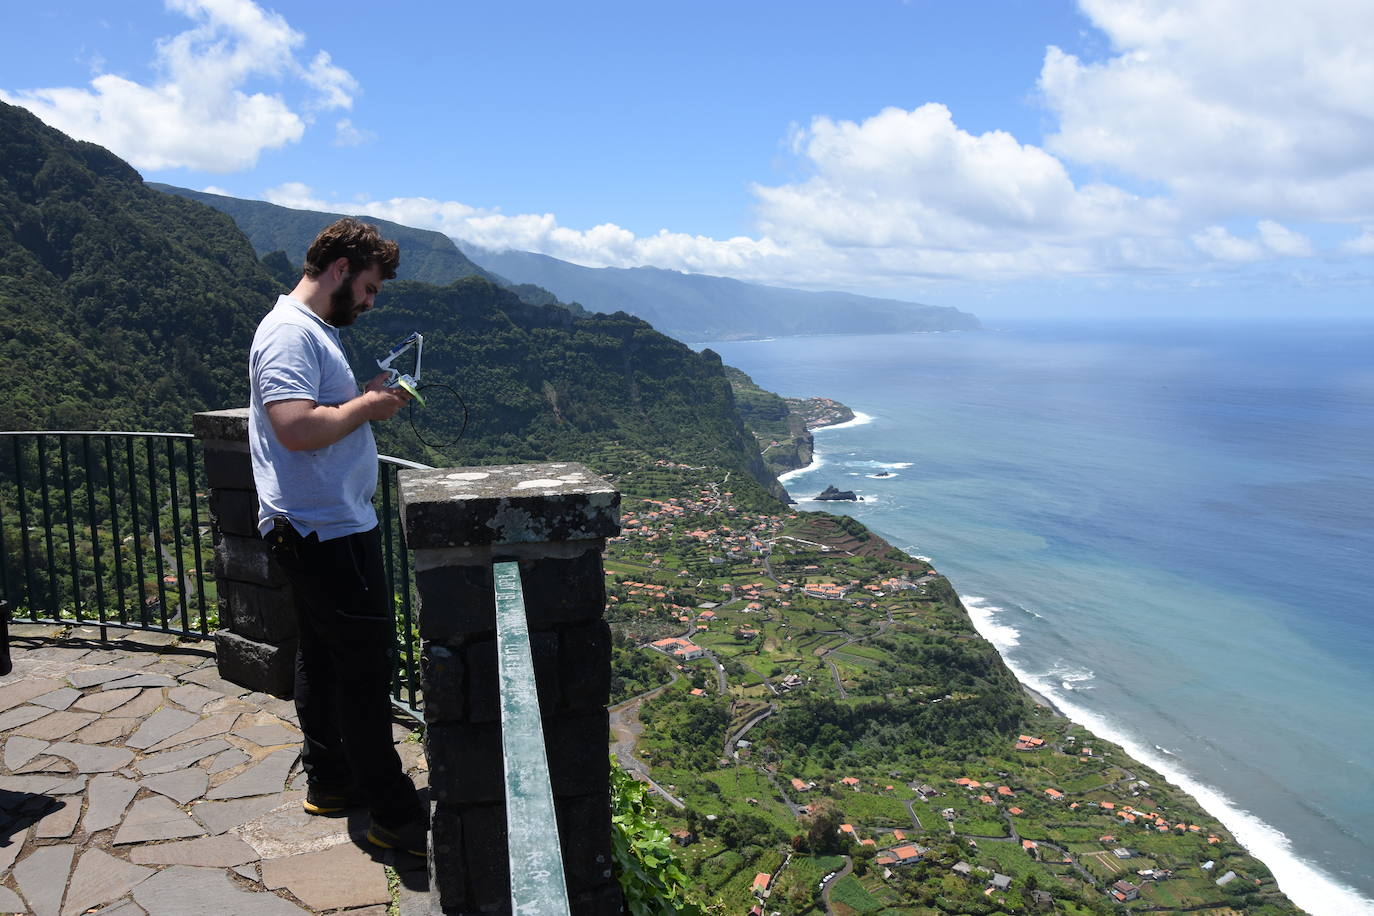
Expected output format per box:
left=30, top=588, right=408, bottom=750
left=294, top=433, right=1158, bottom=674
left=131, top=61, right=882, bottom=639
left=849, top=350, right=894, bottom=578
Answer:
left=608, top=673, right=685, bottom=809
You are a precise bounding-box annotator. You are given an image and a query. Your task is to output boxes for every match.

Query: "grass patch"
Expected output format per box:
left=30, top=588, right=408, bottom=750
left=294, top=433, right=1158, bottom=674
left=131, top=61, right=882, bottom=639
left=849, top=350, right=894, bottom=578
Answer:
left=830, top=875, right=884, bottom=914
left=832, top=792, right=911, bottom=827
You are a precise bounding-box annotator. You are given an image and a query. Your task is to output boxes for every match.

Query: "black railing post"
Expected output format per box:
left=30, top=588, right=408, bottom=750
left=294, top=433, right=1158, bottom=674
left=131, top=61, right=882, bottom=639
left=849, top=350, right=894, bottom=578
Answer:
left=105, top=436, right=127, bottom=624
left=184, top=438, right=210, bottom=635
left=81, top=435, right=108, bottom=638
left=147, top=437, right=169, bottom=630
left=398, top=462, right=622, bottom=915
left=166, top=437, right=190, bottom=632
left=0, top=487, right=10, bottom=611
left=36, top=436, right=59, bottom=615
left=381, top=465, right=401, bottom=697
left=125, top=436, right=149, bottom=623
left=59, top=436, right=82, bottom=623
left=12, top=438, right=35, bottom=617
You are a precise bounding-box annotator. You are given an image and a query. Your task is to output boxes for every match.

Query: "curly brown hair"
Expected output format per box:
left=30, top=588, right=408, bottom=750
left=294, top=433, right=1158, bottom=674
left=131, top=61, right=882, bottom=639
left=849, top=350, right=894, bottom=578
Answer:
left=302, top=217, right=400, bottom=280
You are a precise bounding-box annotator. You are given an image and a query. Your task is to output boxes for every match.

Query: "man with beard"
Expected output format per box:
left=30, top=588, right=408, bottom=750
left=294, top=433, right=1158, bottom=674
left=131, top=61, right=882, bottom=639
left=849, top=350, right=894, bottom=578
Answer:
left=248, top=217, right=426, bottom=855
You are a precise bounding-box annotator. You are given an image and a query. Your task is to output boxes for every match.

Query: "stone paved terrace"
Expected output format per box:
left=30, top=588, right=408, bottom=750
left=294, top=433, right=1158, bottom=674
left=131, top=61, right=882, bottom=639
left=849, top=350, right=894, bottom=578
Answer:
left=0, top=626, right=432, bottom=916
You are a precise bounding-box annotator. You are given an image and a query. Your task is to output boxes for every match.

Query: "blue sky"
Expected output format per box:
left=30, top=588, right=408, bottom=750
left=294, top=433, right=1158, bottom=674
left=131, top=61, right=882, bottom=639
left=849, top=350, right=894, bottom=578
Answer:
left=4, top=0, right=1372, bottom=319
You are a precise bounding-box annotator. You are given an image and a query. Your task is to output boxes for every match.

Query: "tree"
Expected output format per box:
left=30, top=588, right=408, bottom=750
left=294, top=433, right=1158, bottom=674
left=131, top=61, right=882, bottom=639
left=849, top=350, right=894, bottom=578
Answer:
left=803, top=799, right=845, bottom=854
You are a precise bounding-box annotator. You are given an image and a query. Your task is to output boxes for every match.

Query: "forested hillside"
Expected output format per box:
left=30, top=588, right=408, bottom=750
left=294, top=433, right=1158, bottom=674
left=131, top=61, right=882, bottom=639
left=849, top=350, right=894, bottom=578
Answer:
left=0, top=101, right=278, bottom=431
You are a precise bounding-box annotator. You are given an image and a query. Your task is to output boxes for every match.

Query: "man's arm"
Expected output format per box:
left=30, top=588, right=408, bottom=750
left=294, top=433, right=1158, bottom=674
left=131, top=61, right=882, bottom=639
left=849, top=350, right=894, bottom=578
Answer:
left=266, top=372, right=411, bottom=451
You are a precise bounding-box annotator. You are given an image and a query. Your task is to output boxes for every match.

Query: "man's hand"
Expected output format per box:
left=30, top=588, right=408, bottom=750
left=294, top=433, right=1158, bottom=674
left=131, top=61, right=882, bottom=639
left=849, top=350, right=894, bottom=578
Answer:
left=267, top=374, right=412, bottom=451
left=362, top=371, right=412, bottom=420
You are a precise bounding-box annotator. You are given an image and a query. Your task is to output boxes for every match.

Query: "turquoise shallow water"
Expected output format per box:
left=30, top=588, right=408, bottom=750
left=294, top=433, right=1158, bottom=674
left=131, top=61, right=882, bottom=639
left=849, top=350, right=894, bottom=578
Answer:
left=706, top=320, right=1374, bottom=915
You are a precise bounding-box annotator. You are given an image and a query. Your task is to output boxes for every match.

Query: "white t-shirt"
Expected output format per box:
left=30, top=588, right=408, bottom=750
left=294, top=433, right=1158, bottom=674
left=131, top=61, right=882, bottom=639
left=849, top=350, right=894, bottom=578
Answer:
left=249, top=295, right=378, bottom=540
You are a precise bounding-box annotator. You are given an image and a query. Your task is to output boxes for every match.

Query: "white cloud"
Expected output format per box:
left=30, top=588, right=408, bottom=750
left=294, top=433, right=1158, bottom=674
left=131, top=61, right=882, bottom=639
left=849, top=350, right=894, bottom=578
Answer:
left=263, top=181, right=331, bottom=211
left=1188, top=220, right=1319, bottom=263
left=302, top=51, right=357, bottom=111
left=333, top=118, right=376, bottom=148
left=1342, top=227, right=1374, bottom=255
left=1257, top=220, right=1314, bottom=258
left=749, top=103, right=1188, bottom=278
left=1192, top=226, right=1263, bottom=262
left=1040, top=0, right=1374, bottom=221
left=372, top=198, right=788, bottom=277
left=0, top=0, right=359, bottom=172
left=247, top=2, right=1374, bottom=292
left=251, top=186, right=794, bottom=279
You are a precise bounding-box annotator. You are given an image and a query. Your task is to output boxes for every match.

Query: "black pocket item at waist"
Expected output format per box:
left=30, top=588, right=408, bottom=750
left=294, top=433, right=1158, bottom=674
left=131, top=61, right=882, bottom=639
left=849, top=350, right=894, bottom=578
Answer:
left=268, top=516, right=302, bottom=564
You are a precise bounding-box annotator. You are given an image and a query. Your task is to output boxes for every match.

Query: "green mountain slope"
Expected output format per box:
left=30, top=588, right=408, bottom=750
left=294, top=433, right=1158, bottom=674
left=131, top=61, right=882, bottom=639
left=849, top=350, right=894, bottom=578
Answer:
left=151, top=184, right=508, bottom=289
left=468, top=246, right=982, bottom=341
left=726, top=366, right=854, bottom=479
left=0, top=101, right=278, bottom=431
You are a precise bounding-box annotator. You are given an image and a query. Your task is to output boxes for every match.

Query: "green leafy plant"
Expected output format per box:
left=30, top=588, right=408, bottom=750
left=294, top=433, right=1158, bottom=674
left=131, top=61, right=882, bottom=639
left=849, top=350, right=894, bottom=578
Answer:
left=610, top=757, right=706, bottom=916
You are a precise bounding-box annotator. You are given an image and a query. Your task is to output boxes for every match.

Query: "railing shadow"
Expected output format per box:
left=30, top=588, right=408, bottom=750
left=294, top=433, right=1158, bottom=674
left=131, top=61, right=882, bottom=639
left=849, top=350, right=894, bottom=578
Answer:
left=0, top=790, right=58, bottom=844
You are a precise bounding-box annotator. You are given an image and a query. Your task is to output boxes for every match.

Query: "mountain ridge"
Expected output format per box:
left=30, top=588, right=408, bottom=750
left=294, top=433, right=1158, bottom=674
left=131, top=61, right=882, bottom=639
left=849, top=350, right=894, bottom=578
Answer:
left=140, top=185, right=981, bottom=343
left=467, top=245, right=981, bottom=341
left=150, top=183, right=508, bottom=288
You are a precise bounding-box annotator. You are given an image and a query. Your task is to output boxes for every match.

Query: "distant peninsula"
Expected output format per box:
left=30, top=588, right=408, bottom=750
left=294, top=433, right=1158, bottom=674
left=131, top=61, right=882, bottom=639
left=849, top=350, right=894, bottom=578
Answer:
left=726, top=367, right=856, bottom=483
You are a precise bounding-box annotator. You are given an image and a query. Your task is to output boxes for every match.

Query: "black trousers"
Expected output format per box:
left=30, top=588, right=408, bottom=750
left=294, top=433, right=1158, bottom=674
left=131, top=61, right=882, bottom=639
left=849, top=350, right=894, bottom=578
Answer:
left=269, top=524, right=421, bottom=827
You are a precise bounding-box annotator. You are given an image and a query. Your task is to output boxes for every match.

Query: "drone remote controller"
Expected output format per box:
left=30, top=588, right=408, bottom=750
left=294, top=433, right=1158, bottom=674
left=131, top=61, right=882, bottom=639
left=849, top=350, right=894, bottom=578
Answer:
left=377, top=332, right=426, bottom=406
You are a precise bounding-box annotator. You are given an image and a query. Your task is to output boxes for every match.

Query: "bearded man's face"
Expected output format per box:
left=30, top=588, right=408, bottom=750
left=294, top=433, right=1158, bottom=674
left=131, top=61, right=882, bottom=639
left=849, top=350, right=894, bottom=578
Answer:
left=325, top=272, right=361, bottom=327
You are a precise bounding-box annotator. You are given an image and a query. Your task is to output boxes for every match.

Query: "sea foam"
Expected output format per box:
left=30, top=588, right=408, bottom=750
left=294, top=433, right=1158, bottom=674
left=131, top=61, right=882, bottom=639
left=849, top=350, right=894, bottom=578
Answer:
left=959, top=592, right=1374, bottom=916
left=779, top=411, right=876, bottom=485
left=778, top=456, right=824, bottom=482
left=815, top=410, right=875, bottom=432
left=960, top=595, right=1022, bottom=648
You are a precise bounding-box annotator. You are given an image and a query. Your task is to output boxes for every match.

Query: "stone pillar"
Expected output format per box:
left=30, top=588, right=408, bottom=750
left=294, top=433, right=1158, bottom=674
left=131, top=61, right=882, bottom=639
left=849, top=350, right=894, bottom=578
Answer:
left=397, top=463, right=622, bottom=916
left=192, top=409, right=297, bottom=696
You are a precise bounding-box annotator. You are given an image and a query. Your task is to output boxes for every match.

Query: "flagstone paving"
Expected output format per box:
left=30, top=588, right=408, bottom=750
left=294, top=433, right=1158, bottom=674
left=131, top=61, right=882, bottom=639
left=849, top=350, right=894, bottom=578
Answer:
left=0, top=629, right=430, bottom=914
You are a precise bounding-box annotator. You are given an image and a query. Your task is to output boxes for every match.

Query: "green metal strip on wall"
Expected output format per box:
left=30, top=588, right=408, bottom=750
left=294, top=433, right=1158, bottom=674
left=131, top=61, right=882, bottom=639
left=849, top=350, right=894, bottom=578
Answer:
left=493, top=559, right=571, bottom=916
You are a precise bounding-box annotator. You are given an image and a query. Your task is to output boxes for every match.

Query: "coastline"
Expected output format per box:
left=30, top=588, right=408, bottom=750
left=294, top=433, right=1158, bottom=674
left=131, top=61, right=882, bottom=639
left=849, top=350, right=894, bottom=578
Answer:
left=777, top=410, right=875, bottom=488
left=961, top=593, right=1374, bottom=916
left=1018, top=680, right=1064, bottom=716
left=776, top=406, right=1374, bottom=916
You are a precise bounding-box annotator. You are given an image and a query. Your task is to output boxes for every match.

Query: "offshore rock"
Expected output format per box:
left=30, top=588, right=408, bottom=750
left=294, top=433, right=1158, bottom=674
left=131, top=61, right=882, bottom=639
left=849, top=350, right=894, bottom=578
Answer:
left=815, top=485, right=862, bottom=501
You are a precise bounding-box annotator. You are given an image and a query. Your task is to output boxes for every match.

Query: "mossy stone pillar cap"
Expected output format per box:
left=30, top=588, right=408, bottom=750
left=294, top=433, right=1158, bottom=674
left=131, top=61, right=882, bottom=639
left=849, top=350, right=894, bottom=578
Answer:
left=397, top=462, right=620, bottom=549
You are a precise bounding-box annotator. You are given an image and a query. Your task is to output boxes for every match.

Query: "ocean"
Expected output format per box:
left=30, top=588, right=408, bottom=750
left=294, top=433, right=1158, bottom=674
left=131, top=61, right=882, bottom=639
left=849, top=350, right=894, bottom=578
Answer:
left=705, top=320, right=1374, bottom=915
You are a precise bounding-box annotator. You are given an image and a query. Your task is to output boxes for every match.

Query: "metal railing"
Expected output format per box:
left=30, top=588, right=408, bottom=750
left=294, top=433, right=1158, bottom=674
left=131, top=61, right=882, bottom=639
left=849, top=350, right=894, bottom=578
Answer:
left=493, top=559, right=571, bottom=913
left=378, top=452, right=429, bottom=715
left=0, top=431, right=212, bottom=638
left=0, top=431, right=426, bottom=713
left=3, top=434, right=577, bottom=905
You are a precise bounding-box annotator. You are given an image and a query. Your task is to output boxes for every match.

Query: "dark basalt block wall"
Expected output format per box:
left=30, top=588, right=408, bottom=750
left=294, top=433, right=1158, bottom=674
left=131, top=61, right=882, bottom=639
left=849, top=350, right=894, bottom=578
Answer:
left=399, top=463, right=622, bottom=916
left=194, top=409, right=296, bottom=697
